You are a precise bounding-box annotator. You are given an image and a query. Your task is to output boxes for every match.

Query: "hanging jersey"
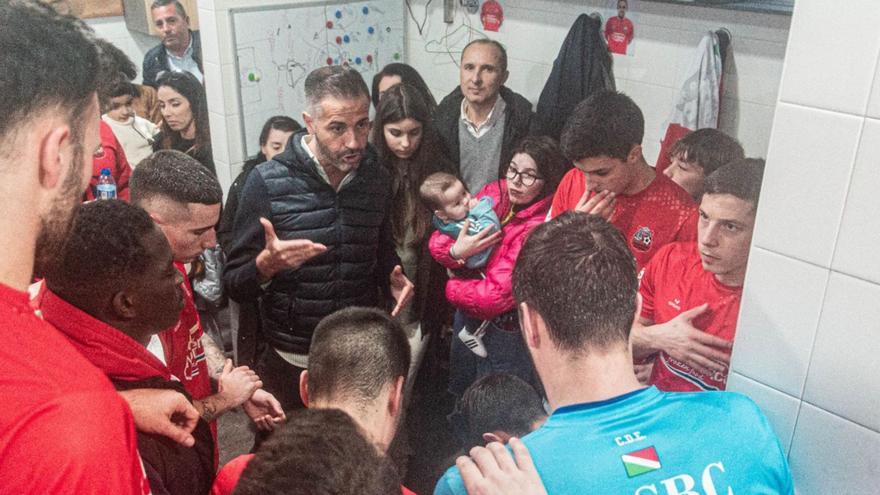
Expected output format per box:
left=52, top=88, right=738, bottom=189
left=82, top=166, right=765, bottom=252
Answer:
left=550, top=168, right=698, bottom=271
left=434, top=387, right=793, bottom=495
left=640, top=242, right=741, bottom=391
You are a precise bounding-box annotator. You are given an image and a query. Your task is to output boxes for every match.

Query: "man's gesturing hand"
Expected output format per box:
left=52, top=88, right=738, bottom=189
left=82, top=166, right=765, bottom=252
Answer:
left=255, top=218, right=327, bottom=280
left=654, top=303, right=732, bottom=374
left=389, top=265, right=414, bottom=317
left=119, top=389, right=199, bottom=447
left=457, top=438, right=548, bottom=495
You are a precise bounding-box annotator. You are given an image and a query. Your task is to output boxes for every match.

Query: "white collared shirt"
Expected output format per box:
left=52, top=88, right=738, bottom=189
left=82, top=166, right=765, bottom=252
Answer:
left=460, top=95, right=507, bottom=138
left=301, top=134, right=356, bottom=191
left=166, top=35, right=203, bottom=82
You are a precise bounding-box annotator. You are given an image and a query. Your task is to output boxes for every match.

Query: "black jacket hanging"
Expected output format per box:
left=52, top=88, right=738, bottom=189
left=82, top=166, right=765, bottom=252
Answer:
left=535, top=13, right=616, bottom=140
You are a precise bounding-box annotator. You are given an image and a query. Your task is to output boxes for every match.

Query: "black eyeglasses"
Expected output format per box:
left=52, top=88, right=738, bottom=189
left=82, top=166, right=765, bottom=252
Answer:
left=506, top=165, right=543, bottom=186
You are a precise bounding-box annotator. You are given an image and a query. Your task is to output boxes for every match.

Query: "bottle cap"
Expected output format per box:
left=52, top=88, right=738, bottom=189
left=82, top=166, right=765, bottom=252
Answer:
left=100, top=168, right=111, bottom=175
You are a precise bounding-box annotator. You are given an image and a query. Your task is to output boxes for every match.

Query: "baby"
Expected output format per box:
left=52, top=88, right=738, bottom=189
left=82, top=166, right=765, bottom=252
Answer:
left=420, top=172, right=500, bottom=356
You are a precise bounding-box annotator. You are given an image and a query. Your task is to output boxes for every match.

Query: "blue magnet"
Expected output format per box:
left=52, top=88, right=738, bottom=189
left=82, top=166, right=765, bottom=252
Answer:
left=343, top=34, right=350, bottom=43
left=362, top=6, right=369, bottom=14
left=355, top=57, right=362, bottom=65
left=335, top=10, right=342, bottom=18
left=368, top=26, right=375, bottom=34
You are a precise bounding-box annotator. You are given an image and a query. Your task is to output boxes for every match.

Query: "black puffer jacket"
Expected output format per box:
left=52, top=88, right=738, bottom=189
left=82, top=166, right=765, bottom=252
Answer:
left=434, top=85, right=534, bottom=182
left=223, top=131, right=399, bottom=354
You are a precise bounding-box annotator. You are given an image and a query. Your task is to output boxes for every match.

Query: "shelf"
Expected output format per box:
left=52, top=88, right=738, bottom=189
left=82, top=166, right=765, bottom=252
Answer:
left=642, top=0, right=794, bottom=15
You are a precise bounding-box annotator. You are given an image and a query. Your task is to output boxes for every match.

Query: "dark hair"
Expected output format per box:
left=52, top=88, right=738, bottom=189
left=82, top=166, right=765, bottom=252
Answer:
left=509, top=135, right=570, bottom=201
left=304, top=65, right=370, bottom=114
left=419, top=172, right=462, bottom=211
left=234, top=408, right=400, bottom=495
left=458, top=373, right=546, bottom=451
left=0, top=1, right=98, bottom=150
left=44, top=200, right=158, bottom=308
left=513, top=212, right=638, bottom=352
left=156, top=71, right=211, bottom=160
left=669, top=129, right=744, bottom=177
left=703, top=158, right=765, bottom=208
left=308, top=307, right=410, bottom=407
left=131, top=150, right=222, bottom=206
left=371, top=63, right=437, bottom=110
left=106, top=81, right=140, bottom=101
left=560, top=91, right=644, bottom=162
left=150, top=0, right=187, bottom=18
left=462, top=39, right=508, bottom=73
left=94, top=37, right=138, bottom=82
left=250, top=115, right=301, bottom=164
left=372, top=83, right=449, bottom=245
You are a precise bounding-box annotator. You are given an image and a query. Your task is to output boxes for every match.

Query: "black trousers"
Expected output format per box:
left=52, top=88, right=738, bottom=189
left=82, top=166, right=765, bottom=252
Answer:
left=252, top=346, right=306, bottom=449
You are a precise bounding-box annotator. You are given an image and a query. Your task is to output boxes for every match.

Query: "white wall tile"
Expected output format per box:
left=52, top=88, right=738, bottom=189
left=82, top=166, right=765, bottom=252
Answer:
left=197, top=8, right=219, bottom=64
left=752, top=103, right=861, bottom=267
left=867, top=58, right=880, bottom=119
left=731, top=248, right=828, bottom=397
left=203, top=61, right=223, bottom=115
left=208, top=110, right=229, bottom=165
left=779, top=0, right=880, bottom=114
left=717, top=98, right=775, bottom=158
left=833, top=118, right=880, bottom=284
left=727, top=372, right=801, bottom=453
left=789, top=404, right=880, bottom=493
left=803, top=273, right=880, bottom=431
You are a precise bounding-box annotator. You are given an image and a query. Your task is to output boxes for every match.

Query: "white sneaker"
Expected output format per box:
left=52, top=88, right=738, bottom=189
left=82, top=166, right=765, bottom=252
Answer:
left=459, top=320, right=490, bottom=357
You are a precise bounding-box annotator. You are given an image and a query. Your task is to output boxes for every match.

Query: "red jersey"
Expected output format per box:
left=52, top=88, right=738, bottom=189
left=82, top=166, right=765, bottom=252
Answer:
left=211, top=454, right=418, bottom=495
left=605, top=16, right=634, bottom=55
left=639, top=242, right=742, bottom=392
left=85, top=120, right=132, bottom=201
left=160, top=262, right=211, bottom=401
left=0, top=283, right=149, bottom=494
left=551, top=168, right=698, bottom=271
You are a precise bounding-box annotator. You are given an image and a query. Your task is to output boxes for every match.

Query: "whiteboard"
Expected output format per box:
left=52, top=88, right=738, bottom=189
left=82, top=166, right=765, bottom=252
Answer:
left=231, top=1, right=405, bottom=158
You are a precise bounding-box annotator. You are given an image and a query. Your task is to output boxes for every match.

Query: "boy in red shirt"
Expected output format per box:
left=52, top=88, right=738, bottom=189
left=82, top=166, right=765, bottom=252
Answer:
left=662, top=128, right=744, bottom=201
left=631, top=159, right=765, bottom=391
left=551, top=91, right=698, bottom=271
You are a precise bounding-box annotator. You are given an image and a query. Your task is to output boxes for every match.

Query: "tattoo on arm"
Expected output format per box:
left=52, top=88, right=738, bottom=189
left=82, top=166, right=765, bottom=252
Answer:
left=194, top=395, right=225, bottom=422
left=200, top=333, right=227, bottom=379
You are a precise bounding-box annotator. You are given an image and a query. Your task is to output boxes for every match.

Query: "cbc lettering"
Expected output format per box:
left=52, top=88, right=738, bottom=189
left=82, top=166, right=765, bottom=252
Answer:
left=634, top=462, right=733, bottom=495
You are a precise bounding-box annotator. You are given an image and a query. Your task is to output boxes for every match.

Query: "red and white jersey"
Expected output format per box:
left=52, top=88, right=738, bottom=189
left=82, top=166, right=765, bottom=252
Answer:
left=639, top=242, right=742, bottom=392
left=551, top=169, right=698, bottom=271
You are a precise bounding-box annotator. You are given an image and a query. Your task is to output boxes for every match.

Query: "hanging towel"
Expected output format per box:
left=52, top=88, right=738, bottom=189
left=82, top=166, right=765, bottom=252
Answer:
left=655, top=31, right=724, bottom=173
left=535, top=13, right=615, bottom=140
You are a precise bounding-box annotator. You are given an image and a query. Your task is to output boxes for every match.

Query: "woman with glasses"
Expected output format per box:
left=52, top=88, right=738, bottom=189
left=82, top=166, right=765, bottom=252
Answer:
left=428, top=135, right=569, bottom=398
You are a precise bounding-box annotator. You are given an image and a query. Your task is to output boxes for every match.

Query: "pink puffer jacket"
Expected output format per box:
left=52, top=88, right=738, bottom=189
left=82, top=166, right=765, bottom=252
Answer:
left=429, top=179, right=552, bottom=320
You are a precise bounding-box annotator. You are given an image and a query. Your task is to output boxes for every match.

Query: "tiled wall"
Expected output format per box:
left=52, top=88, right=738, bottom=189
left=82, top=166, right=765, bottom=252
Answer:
left=727, top=0, right=880, bottom=491
left=403, top=0, right=790, bottom=164
left=85, top=16, right=157, bottom=85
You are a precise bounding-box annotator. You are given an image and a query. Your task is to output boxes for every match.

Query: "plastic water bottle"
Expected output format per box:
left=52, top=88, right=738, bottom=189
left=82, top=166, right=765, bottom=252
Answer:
left=96, top=168, right=116, bottom=200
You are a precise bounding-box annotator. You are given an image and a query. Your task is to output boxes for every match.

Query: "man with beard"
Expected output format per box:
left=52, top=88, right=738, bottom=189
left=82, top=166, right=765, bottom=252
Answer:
left=0, top=2, right=196, bottom=492
left=225, top=65, right=414, bottom=415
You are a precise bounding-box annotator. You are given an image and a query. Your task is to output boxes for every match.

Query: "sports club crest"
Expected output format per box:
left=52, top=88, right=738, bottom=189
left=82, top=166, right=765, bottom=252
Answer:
left=632, top=226, right=653, bottom=252
left=622, top=446, right=661, bottom=478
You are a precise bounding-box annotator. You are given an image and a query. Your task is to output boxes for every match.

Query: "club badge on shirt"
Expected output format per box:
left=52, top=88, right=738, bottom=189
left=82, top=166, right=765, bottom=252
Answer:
left=632, top=226, right=654, bottom=252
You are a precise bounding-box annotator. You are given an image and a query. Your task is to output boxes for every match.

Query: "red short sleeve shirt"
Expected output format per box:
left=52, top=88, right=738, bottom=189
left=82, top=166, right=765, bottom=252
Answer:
left=639, top=242, right=742, bottom=392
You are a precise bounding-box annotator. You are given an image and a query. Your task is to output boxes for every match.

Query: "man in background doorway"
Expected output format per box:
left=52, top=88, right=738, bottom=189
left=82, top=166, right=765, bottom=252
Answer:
left=143, top=0, right=203, bottom=87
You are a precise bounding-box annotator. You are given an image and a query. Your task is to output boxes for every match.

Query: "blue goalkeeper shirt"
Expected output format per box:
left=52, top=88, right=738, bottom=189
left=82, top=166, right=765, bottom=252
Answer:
left=434, top=386, right=793, bottom=495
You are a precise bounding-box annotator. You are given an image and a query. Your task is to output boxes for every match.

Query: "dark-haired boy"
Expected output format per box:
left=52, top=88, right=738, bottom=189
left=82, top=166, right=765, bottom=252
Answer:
left=453, top=373, right=547, bottom=452
left=234, top=409, right=402, bottom=495
left=36, top=200, right=218, bottom=495
left=436, top=212, right=793, bottom=494
left=663, top=128, right=744, bottom=201
left=631, top=159, right=765, bottom=392
left=551, top=91, right=698, bottom=271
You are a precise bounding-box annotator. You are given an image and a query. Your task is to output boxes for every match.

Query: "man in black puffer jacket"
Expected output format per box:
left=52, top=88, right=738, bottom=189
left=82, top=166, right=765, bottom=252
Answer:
left=224, top=66, right=414, bottom=415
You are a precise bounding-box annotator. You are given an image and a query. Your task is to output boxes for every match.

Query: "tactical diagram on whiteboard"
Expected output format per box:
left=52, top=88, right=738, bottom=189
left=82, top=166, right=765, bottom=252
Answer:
left=232, top=1, right=404, bottom=157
